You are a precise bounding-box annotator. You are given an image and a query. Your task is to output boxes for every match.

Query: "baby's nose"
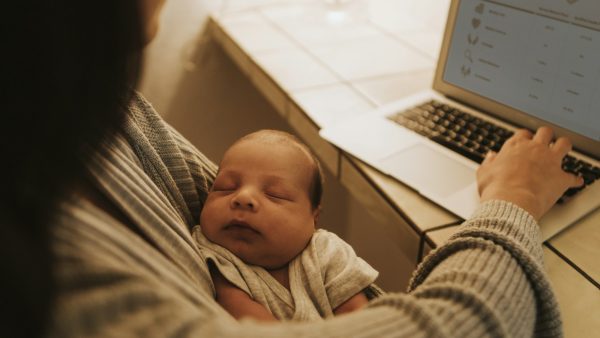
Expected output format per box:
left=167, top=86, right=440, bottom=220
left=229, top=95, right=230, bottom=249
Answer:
left=231, top=190, right=258, bottom=210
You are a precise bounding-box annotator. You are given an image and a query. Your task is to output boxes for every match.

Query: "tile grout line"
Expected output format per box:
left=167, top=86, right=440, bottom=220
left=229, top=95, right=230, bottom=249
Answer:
left=255, top=7, right=386, bottom=108
left=545, top=243, right=600, bottom=290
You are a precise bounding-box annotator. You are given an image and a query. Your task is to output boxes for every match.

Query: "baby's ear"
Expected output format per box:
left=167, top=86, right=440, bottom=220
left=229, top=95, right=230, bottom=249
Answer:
left=312, top=205, right=321, bottom=227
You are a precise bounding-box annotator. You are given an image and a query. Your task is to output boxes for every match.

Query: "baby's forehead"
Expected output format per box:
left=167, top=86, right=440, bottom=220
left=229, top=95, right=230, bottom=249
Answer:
left=222, top=133, right=317, bottom=182
left=239, top=131, right=296, bottom=146
left=232, top=133, right=313, bottom=163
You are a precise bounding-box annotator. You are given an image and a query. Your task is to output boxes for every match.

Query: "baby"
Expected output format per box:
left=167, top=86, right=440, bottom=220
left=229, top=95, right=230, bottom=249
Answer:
left=193, top=129, right=378, bottom=321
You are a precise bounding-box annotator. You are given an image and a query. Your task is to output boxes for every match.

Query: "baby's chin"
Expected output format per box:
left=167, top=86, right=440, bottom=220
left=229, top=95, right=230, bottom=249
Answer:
left=222, top=243, right=289, bottom=269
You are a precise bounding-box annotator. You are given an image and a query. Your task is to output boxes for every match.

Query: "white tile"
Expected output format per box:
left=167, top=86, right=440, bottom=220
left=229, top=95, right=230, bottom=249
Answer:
left=408, top=0, right=451, bottom=34
left=219, top=11, right=295, bottom=52
left=217, top=0, right=317, bottom=15
left=260, top=2, right=380, bottom=47
left=291, top=83, right=375, bottom=127
left=310, top=35, right=434, bottom=81
left=352, top=69, right=435, bottom=106
left=252, top=48, right=340, bottom=91
left=367, top=0, right=451, bottom=34
left=367, top=0, right=428, bottom=33
left=396, top=30, right=444, bottom=60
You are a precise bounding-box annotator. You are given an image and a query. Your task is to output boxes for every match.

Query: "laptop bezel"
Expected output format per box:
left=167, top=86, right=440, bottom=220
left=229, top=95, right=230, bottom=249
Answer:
left=432, top=0, right=600, bottom=159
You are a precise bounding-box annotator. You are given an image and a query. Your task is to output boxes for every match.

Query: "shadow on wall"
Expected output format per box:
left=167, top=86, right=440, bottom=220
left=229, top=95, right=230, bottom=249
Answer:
left=139, top=0, right=218, bottom=115
left=163, top=28, right=291, bottom=163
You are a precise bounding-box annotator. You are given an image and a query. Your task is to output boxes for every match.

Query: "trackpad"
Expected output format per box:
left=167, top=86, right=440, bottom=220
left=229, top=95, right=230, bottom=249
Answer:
left=379, top=144, right=475, bottom=198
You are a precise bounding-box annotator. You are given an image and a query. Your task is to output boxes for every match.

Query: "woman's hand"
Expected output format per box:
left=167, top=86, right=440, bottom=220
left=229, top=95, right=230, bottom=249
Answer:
left=477, top=126, right=584, bottom=220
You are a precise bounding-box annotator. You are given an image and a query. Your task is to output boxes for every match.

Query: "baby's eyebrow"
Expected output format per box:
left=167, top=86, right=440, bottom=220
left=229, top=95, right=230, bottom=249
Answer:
left=262, top=175, right=298, bottom=190
left=210, top=171, right=238, bottom=188
left=214, top=169, right=240, bottom=179
left=263, top=176, right=306, bottom=196
left=262, top=174, right=285, bottom=184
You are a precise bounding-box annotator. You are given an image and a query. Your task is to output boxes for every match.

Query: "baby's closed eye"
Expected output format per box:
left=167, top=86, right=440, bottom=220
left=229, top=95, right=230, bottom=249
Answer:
left=211, top=177, right=237, bottom=192
left=264, top=187, right=294, bottom=201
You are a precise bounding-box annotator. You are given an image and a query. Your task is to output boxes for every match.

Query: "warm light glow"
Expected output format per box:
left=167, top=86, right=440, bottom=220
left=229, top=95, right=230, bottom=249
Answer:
left=326, top=10, right=348, bottom=24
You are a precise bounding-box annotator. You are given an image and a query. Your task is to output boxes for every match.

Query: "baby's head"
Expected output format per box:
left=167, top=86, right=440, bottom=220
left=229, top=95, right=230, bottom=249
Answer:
left=200, top=130, right=323, bottom=270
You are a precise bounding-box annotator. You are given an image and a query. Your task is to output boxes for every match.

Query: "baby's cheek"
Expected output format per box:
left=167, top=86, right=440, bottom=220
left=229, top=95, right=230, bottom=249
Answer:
left=200, top=203, right=219, bottom=230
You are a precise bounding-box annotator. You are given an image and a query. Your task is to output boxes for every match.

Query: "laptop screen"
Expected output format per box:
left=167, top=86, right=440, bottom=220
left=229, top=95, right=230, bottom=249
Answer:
left=443, top=0, right=600, bottom=143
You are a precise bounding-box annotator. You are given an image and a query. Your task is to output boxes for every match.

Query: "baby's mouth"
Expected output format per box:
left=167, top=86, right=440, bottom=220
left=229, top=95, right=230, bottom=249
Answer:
left=225, top=220, right=260, bottom=235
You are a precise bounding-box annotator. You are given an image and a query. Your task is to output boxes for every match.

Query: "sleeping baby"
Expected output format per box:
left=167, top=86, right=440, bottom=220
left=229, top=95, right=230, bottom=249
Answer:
left=193, top=129, right=379, bottom=321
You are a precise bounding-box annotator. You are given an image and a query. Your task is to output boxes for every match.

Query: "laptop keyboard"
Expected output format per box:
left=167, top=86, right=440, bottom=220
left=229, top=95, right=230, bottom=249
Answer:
left=387, top=100, right=600, bottom=202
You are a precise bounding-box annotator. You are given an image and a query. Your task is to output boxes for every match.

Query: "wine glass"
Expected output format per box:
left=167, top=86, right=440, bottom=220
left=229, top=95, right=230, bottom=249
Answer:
left=321, top=0, right=365, bottom=25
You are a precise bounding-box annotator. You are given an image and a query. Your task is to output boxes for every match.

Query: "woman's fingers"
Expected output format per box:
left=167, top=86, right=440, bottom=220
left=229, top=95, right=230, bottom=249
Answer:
left=477, top=126, right=583, bottom=220
left=551, top=137, right=572, bottom=158
left=563, top=171, right=585, bottom=189
left=552, top=137, right=583, bottom=188
left=533, top=126, right=553, bottom=145
left=481, top=150, right=496, bottom=166
left=512, top=129, right=533, bottom=141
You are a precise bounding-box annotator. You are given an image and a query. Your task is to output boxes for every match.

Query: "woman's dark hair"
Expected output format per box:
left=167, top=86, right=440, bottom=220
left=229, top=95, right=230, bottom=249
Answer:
left=1, top=1, right=144, bottom=337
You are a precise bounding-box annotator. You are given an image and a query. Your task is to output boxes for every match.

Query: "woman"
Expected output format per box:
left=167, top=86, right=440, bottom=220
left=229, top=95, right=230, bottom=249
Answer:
left=2, top=1, right=582, bottom=337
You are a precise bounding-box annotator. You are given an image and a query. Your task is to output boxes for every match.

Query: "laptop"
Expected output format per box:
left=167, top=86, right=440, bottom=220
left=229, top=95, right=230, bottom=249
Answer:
left=320, top=0, right=600, bottom=241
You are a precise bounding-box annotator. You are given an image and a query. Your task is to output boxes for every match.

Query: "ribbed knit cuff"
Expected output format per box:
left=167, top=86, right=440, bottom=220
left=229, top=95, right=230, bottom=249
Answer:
left=470, top=199, right=537, bottom=225
left=459, top=199, right=543, bottom=263
left=425, top=200, right=562, bottom=337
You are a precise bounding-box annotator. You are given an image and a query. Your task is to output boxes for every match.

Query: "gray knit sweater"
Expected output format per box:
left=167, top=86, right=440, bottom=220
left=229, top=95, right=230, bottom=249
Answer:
left=48, top=94, right=562, bottom=337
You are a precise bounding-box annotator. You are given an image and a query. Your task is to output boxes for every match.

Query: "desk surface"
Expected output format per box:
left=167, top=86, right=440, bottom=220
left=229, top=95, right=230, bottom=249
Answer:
left=209, top=0, right=599, bottom=335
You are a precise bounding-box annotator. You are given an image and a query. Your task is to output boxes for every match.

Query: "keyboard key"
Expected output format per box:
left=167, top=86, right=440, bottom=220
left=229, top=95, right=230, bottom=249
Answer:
left=431, top=135, right=485, bottom=163
left=564, top=186, right=584, bottom=197
left=420, top=104, right=435, bottom=113
left=581, top=166, right=600, bottom=180
left=582, top=172, right=596, bottom=185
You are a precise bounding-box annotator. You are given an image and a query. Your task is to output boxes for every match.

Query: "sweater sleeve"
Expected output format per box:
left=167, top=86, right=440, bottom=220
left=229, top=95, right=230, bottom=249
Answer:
left=122, top=93, right=217, bottom=227
left=166, top=123, right=218, bottom=211
left=369, top=200, right=562, bottom=338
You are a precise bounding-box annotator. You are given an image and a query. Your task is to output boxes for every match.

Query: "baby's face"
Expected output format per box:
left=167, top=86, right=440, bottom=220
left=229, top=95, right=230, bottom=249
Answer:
left=200, top=138, right=318, bottom=269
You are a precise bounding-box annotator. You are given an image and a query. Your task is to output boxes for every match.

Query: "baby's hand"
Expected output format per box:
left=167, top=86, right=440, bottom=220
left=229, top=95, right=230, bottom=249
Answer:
left=333, top=291, right=369, bottom=315
left=209, top=264, right=278, bottom=321
left=209, top=263, right=236, bottom=297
